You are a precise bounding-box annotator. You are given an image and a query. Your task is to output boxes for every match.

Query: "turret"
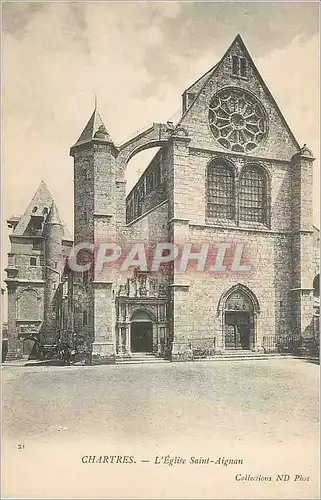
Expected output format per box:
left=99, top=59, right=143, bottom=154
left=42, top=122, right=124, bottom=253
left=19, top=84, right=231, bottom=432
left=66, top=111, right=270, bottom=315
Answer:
left=70, top=104, right=118, bottom=244
left=42, top=201, right=64, bottom=345
left=69, top=103, right=119, bottom=363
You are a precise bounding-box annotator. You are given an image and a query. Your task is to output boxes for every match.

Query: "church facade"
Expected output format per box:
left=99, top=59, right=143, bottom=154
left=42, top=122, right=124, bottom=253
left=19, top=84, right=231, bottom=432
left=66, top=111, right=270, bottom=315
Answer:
left=5, top=35, right=319, bottom=362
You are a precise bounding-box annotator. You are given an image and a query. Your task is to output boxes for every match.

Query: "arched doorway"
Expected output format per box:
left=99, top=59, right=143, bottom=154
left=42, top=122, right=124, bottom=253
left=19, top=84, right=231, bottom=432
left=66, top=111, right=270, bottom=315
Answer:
left=222, top=286, right=258, bottom=350
left=130, top=310, right=153, bottom=353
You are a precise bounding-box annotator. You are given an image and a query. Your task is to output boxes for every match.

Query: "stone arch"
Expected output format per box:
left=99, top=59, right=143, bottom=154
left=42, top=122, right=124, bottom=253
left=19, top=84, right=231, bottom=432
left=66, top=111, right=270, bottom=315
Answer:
left=218, top=284, right=260, bottom=351
left=116, top=123, right=173, bottom=175
left=130, top=308, right=157, bottom=324
left=241, top=161, right=271, bottom=187
left=207, top=156, right=238, bottom=178
left=17, top=286, right=40, bottom=301
left=313, top=274, right=320, bottom=297
left=125, top=140, right=167, bottom=166
left=218, top=283, right=260, bottom=315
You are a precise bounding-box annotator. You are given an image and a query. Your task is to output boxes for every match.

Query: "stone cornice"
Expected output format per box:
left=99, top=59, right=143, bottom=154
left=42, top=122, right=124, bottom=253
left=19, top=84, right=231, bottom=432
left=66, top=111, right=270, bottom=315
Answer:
left=189, top=146, right=292, bottom=166
left=188, top=223, right=314, bottom=236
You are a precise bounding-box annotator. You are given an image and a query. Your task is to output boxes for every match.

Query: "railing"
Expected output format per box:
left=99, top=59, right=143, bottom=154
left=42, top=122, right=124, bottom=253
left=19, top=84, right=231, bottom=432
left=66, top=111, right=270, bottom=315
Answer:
left=189, top=337, right=216, bottom=358
left=263, top=335, right=319, bottom=357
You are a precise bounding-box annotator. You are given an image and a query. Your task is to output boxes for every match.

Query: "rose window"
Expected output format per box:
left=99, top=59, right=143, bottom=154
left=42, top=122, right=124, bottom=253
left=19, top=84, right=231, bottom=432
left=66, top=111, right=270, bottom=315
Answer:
left=209, top=88, right=268, bottom=152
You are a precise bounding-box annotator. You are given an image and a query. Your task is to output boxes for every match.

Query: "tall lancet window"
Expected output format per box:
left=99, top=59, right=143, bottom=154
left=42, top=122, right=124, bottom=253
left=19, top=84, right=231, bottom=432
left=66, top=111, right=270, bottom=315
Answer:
left=207, top=160, right=235, bottom=220
left=239, top=165, right=267, bottom=224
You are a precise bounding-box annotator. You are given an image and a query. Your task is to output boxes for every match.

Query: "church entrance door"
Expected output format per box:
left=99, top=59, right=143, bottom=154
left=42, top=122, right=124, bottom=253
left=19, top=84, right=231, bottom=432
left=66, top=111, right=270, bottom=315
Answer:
left=221, top=285, right=259, bottom=351
left=131, top=322, right=153, bottom=352
left=225, top=311, right=251, bottom=350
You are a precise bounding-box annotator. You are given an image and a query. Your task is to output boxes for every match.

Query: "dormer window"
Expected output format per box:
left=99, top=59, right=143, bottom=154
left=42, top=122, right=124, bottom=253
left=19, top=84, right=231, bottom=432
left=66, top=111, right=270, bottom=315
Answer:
left=182, top=91, right=196, bottom=114
left=231, top=56, right=247, bottom=78
left=43, top=207, right=49, bottom=215
left=187, top=92, right=196, bottom=108
left=32, top=206, right=38, bottom=213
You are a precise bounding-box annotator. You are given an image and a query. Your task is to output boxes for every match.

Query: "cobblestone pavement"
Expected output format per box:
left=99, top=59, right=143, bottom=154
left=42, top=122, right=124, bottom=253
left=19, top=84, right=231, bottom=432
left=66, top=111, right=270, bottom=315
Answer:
left=2, top=358, right=319, bottom=499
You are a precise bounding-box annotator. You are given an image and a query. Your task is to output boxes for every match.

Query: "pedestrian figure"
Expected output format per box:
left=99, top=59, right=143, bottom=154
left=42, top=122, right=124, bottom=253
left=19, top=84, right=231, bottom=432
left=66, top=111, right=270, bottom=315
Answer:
left=63, top=346, right=71, bottom=365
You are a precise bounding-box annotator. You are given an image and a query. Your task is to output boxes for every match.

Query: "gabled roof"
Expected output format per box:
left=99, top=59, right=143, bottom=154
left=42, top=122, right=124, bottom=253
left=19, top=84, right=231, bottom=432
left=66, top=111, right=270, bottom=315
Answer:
left=179, top=34, right=300, bottom=150
left=72, top=106, right=113, bottom=148
left=12, top=180, right=53, bottom=236
left=183, top=63, right=219, bottom=95
left=11, top=180, right=72, bottom=240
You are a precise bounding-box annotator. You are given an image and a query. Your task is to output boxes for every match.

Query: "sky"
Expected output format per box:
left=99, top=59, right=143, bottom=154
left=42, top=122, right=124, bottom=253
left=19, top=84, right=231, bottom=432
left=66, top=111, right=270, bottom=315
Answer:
left=1, top=1, right=320, bottom=295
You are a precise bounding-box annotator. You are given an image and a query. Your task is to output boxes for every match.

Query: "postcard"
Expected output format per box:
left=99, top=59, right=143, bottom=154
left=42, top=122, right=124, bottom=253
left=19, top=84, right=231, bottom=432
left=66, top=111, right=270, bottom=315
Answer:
left=1, top=2, right=319, bottom=499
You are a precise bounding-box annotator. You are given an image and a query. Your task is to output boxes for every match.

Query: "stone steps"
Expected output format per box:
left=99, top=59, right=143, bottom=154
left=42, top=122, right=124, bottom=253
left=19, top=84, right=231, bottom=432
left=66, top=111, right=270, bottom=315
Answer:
left=115, top=353, right=169, bottom=365
left=195, top=351, right=284, bottom=362
left=115, top=351, right=284, bottom=365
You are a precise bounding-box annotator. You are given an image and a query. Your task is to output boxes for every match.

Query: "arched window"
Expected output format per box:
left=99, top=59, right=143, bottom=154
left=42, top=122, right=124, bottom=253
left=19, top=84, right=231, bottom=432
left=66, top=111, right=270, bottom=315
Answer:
left=239, top=166, right=267, bottom=224
left=207, top=161, right=235, bottom=220
left=313, top=274, right=320, bottom=297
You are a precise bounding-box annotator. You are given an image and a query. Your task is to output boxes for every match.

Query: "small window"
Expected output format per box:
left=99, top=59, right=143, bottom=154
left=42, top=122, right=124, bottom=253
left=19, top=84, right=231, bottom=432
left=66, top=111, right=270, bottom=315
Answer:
left=240, top=57, right=247, bottom=78
left=33, top=240, right=42, bottom=250
left=83, top=310, right=88, bottom=327
left=231, top=55, right=247, bottom=78
left=32, top=206, right=38, bottom=214
left=30, top=257, right=37, bottom=266
left=43, top=207, right=49, bottom=215
left=83, top=270, right=89, bottom=285
left=232, top=55, right=239, bottom=75
left=187, top=92, right=196, bottom=108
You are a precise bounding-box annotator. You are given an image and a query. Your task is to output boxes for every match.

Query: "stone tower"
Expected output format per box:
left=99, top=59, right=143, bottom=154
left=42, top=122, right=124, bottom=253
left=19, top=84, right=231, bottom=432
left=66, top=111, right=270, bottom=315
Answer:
left=5, top=181, right=72, bottom=360
left=70, top=104, right=119, bottom=362
left=42, top=201, right=64, bottom=346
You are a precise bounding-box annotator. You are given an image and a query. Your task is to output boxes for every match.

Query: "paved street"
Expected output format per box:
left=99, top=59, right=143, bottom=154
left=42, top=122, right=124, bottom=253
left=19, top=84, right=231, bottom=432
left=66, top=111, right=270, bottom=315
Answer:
left=2, top=358, right=319, bottom=499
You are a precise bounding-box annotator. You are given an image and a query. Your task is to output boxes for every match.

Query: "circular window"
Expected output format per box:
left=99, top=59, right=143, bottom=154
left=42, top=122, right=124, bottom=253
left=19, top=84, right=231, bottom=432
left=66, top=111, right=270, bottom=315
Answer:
left=209, top=88, right=268, bottom=152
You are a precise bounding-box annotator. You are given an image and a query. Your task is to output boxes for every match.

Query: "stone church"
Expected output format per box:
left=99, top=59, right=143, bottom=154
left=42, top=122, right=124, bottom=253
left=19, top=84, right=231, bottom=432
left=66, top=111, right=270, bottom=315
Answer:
left=5, top=35, right=319, bottom=362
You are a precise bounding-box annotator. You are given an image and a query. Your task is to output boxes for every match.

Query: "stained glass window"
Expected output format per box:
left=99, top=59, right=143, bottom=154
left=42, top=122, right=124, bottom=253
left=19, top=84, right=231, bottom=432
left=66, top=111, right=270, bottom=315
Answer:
left=207, top=162, right=235, bottom=220
left=209, top=88, right=268, bottom=152
left=239, top=166, right=267, bottom=223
